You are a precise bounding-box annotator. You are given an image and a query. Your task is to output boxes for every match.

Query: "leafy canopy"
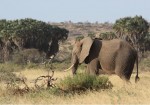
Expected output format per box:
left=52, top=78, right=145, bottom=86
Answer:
left=0, top=18, right=68, bottom=50
left=113, top=15, right=149, bottom=45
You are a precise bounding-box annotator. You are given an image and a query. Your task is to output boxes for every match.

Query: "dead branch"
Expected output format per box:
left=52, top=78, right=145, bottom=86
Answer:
left=34, top=70, right=57, bottom=89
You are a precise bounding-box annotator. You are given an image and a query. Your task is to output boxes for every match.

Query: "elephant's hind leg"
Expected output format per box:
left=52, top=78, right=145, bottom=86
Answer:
left=123, top=59, right=135, bottom=81
left=115, top=59, right=135, bottom=82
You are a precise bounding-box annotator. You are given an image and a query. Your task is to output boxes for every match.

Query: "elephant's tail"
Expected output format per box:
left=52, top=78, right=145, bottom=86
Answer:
left=135, top=53, right=140, bottom=83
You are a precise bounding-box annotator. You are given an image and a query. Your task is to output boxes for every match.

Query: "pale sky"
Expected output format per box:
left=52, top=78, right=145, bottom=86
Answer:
left=0, top=0, right=150, bottom=23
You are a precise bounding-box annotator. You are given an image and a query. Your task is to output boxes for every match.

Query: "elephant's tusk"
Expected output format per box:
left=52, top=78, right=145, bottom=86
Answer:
left=64, top=64, right=74, bottom=72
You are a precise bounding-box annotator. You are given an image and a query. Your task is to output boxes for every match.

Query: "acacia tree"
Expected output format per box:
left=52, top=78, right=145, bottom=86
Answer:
left=113, top=16, right=149, bottom=51
left=0, top=18, right=69, bottom=62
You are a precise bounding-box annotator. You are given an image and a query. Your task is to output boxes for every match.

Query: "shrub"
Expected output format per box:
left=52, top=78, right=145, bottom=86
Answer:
left=88, top=32, right=95, bottom=39
left=76, top=36, right=84, bottom=41
left=99, top=32, right=117, bottom=40
left=12, top=48, right=46, bottom=64
left=0, top=67, right=18, bottom=82
left=0, top=63, right=24, bottom=82
left=0, top=63, right=23, bottom=72
left=58, top=73, right=113, bottom=92
left=139, top=52, right=150, bottom=71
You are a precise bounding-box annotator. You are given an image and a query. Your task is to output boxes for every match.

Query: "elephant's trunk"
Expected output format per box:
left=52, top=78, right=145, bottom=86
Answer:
left=63, top=62, right=79, bottom=75
left=64, top=54, right=79, bottom=75
left=71, top=57, right=79, bottom=75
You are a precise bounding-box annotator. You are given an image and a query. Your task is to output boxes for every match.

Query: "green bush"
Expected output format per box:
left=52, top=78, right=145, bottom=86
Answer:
left=58, top=73, right=113, bottom=92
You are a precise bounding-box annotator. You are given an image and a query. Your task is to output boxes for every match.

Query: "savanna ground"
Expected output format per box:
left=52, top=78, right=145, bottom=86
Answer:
left=0, top=55, right=150, bottom=104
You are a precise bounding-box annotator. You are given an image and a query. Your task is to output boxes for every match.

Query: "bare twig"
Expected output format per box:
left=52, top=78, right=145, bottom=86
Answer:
left=34, top=70, right=57, bottom=89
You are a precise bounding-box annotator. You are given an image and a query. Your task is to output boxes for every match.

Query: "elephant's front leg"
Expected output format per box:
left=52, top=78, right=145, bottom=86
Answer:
left=86, top=65, right=90, bottom=74
left=86, top=59, right=100, bottom=75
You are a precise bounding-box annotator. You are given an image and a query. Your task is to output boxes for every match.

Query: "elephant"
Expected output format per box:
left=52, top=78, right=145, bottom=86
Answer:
left=65, top=37, right=140, bottom=82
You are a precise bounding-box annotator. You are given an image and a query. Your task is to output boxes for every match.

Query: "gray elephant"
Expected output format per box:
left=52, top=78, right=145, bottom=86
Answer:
left=65, top=37, right=139, bottom=82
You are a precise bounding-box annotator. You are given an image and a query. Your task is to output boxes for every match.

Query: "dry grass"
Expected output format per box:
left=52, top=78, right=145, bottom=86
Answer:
left=0, top=68, right=150, bottom=104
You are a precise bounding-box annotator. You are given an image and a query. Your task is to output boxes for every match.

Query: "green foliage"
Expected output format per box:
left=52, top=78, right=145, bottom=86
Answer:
left=0, top=18, right=68, bottom=41
left=88, top=32, right=95, bottom=39
left=58, top=73, right=113, bottom=92
left=143, top=33, right=150, bottom=51
left=76, top=36, right=84, bottom=41
left=113, top=16, right=149, bottom=48
left=0, top=18, right=69, bottom=62
left=99, top=32, right=117, bottom=40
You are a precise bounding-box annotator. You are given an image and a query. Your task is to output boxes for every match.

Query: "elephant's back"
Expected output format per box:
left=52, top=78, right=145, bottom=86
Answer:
left=103, top=39, right=136, bottom=51
left=101, top=39, right=123, bottom=53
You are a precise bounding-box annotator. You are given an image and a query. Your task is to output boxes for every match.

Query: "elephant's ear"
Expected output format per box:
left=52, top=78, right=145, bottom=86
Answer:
left=79, top=37, right=93, bottom=63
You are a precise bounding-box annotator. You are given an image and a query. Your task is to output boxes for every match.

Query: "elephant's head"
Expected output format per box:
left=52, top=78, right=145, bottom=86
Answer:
left=65, top=37, right=93, bottom=74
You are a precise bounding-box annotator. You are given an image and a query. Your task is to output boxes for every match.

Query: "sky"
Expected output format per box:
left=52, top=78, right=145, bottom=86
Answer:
left=0, top=0, right=150, bottom=23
